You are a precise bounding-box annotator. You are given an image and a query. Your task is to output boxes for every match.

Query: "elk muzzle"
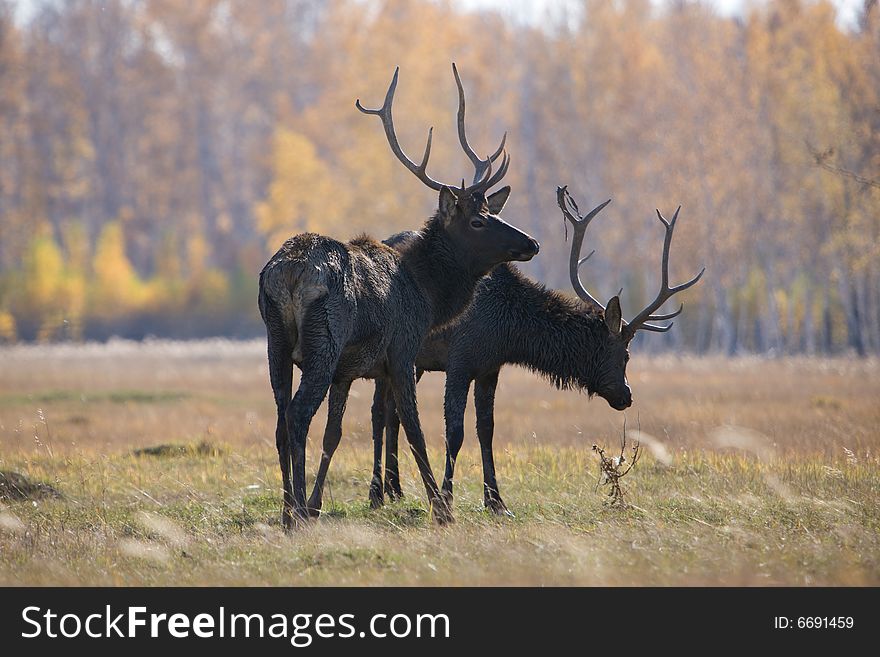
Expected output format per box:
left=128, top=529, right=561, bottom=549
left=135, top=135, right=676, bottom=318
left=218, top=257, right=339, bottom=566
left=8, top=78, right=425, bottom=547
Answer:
left=604, top=380, right=632, bottom=411
left=609, top=386, right=632, bottom=411
left=508, top=238, right=540, bottom=262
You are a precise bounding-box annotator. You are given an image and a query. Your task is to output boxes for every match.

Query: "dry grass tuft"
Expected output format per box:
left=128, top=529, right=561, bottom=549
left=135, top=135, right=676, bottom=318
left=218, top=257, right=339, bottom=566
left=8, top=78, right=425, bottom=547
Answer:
left=131, top=440, right=226, bottom=459
left=0, top=508, right=27, bottom=535
left=118, top=538, right=172, bottom=564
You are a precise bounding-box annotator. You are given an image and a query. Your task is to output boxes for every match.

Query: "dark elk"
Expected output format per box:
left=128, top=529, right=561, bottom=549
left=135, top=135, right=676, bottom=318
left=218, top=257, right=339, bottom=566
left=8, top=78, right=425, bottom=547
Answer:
left=370, top=186, right=704, bottom=516
left=258, top=64, right=539, bottom=528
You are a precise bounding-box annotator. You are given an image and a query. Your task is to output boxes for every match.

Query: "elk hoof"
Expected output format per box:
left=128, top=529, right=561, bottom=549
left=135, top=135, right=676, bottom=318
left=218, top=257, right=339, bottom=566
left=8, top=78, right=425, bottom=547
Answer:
left=440, top=487, right=454, bottom=509
left=384, top=480, right=404, bottom=501
left=432, top=498, right=455, bottom=526
left=281, top=508, right=295, bottom=531
left=368, top=483, right=385, bottom=509
left=283, top=506, right=311, bottom=530
left=485, top=496, right=514, bottom=518
left=306, top=494, right=323, bottom=518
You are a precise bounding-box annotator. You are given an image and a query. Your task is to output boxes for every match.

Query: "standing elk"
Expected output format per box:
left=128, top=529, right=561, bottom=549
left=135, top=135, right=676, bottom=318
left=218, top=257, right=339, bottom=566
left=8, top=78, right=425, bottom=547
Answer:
left=259, top=64, right=539, bottom=528
left=368, top=186, right=704, bottom=516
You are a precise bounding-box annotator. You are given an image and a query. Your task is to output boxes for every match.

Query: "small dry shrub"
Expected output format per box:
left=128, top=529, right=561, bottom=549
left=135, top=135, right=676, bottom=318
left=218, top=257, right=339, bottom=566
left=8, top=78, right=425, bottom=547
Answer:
left=592, top=431, right=641, bottom=508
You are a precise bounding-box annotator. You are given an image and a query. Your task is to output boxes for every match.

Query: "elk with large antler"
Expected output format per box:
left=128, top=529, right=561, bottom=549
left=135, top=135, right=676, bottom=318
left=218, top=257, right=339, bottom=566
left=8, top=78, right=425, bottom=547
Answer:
left=367, top=186, right=703, bottom=516
left=259, top=64, right=538, bottom=528
left=556, top=185, right=705, bottom=345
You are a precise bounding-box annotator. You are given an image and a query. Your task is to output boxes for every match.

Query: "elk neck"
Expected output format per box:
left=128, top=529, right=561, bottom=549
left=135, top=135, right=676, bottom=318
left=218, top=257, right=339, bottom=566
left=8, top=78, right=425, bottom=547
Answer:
left=399, top=216, right=490, bottom=330
left=488, top=265, right=609, bottom=395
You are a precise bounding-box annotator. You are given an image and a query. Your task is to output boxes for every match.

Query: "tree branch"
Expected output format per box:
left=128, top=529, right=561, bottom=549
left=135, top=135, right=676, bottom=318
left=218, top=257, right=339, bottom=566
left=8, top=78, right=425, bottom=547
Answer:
left=807, top=142, right=880, bottom=190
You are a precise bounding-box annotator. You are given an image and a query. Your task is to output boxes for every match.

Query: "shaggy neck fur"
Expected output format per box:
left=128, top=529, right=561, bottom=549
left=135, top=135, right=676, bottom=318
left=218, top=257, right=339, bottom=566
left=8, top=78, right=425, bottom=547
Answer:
left=494, top=265, right=611, bottom=395
left=399, top=216, right=489, bottom=329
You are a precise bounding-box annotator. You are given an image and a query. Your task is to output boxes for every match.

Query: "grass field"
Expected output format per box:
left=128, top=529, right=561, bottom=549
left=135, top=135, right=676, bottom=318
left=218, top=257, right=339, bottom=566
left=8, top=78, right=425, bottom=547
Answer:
left=1, top=340, right=878, bottom=585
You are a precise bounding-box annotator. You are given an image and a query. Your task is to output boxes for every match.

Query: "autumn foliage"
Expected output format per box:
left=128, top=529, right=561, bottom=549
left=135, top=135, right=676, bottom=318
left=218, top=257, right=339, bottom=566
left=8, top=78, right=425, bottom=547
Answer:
left=0, top=0, right=877, bottom=352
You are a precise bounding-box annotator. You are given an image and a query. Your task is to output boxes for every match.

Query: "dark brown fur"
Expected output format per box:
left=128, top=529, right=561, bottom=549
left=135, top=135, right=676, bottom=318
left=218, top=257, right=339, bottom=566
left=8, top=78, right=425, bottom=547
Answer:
left=370, top=188, right=703, bottom=516
left=367, top=250, right=630, bottom=515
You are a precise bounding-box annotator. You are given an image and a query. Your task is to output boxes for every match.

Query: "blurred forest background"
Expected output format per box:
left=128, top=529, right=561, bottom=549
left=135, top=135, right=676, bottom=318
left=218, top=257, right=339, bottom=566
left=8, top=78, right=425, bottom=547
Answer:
left=0, top=0, right=877, bottom=353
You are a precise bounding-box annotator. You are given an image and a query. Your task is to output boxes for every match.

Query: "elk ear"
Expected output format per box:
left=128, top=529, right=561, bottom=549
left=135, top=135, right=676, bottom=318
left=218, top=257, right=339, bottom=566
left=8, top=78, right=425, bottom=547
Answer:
left=439, top=186, right=458, bottom=220
left=486, top=185, right=511, bottom=214
left=604, top=296, right=623, bottom=336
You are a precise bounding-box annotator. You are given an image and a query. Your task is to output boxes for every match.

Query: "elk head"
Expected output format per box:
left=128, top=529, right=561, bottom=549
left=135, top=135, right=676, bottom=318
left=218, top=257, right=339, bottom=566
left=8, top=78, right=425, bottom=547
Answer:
left=356, top=64, right=539, bottom=271
left=556, top=186, right=705, bottom=411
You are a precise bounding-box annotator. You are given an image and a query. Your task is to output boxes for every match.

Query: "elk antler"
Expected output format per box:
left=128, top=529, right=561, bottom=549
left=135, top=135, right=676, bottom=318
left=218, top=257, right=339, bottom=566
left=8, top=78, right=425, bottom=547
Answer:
left=356, top=67, right=443, bottom=191
left=556, top=185, right=612, bottom=311
left=357, top=66, right=510, bottom=194
left=556, top=187, right=705, bottom=336
left=623, top=207, right=705, bottom=337
left=452, top=63, right=508, bottom=188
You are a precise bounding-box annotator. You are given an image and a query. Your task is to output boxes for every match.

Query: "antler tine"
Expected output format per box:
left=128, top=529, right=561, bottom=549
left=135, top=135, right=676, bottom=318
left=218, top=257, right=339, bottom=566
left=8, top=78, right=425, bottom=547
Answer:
left=645, top=303, right=684, bottom=322
left=475, top=149, right=511, bottom=191
left=638, top=321, right=676, bottom=333
left=624, top=206, right=706, bottom=336
left=356, top=67, right=444, bottom=191
left=453, top=63, right=507, bottom=185
left=556, top=186, right=612, bottom=311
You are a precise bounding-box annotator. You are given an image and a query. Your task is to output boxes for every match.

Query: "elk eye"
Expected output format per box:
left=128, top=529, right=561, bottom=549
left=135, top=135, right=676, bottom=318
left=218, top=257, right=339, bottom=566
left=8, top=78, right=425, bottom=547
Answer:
left=470, top=219, right=485, bottom=229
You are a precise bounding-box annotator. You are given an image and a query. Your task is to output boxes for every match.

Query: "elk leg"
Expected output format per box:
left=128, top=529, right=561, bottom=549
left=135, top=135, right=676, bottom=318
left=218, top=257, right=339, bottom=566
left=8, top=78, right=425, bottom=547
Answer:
left=307, top=379, right=352, bottom=516
left=384, top=367, right=421, bottom=501
left=474, top=370, right=511, bottom=516
left=368, top=378, right=387, bottom=509
left=267, top=329, right=295, bottom=529
left=388, top=365, right=450, bottom=524
left=440, top=371, right=471, bottom=510
left=285, top=372, right=331, bottom=526
left=285, top=297, right=342, bottom=527
left=383, top=388, right=403, bottom=501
